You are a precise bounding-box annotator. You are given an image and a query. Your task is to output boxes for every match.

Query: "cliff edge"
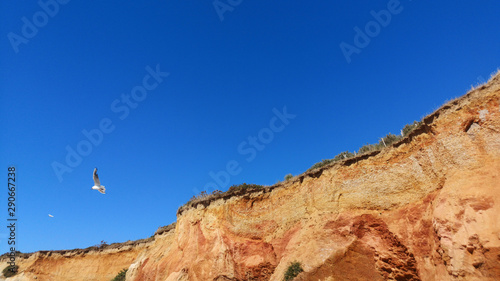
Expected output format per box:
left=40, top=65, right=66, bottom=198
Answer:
left=2, top=72, right=500, bottom=281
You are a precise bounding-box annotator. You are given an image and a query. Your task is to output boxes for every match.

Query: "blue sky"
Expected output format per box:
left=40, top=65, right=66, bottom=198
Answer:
left=1, top=0, right=499, bottom=253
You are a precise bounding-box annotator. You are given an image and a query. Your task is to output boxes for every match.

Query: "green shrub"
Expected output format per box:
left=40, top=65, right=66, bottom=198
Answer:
left=358, top=143, right=376, bottom=154
left=110, top=268, right=127, bottom=281
left=284, top=174, right=293, bottom=181
left=228, top=183, right=264, bottom=193
left=361, top=136, right=397, bottom=152
left=308, top=159, right=334, bottom=171
left=332, top=151, right=354, bottom=161
left=402, top=121, right=421, bottom=137
left=307, top=150, right=356, bottom=171
left=305, top=120, right=424, bottom=174
left=378, top=133, right=401, bottom=148
left=3, top=265, right=18, bottom=278
left=283, top=261, right=303, bottom=281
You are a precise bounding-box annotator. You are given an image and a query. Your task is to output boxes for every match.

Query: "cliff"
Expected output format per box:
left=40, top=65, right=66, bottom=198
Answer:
left=2, top=72, right=500, bottom=281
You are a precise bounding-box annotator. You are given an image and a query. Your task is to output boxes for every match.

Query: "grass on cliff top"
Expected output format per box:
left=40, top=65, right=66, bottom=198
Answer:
left=154, top=222, right=177, bottom=236
left=181, top=70, right=500, bottom=215
left=305, top=120, right=422, bottom=172
left=178, top=183, right=265, bottom=214
left=302, top=69, right=500, bottom=174
left=181, top=121, right=423, bottom=213
left=187, top=183, right=264, bottom=203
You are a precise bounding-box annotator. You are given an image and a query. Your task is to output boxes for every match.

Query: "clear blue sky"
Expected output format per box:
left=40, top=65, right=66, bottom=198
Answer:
left=1, top=0, right=499, bottom=253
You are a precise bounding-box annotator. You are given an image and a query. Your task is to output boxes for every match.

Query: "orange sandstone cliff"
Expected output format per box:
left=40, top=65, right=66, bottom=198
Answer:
left=2, top=73, right=500, bottom=281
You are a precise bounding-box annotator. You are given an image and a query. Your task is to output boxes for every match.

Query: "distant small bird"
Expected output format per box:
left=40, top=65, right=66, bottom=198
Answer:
left=92, top=168, right=106, bottom=194
left=48, top=214, right=54, bottom=217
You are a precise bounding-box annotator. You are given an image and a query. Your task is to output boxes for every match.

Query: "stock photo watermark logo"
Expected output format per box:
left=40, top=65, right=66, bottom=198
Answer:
left=51, top=64, right=169, bottom=182
left=7, top=0, right=70, bottom=54
left=194, top=106, right=296, bottom=195
left=339, top=0, right=403, bottom=63
left=213, top=0, right=242, bottom=21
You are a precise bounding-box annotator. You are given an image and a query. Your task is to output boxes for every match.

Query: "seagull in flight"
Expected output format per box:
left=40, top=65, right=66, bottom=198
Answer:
left=48, top=214, right=54, bottom=218
left=92, top=168, right=106, bottom=194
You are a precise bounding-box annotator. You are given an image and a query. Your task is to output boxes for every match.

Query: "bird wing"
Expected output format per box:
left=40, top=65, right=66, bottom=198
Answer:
left=93, top=168, right=100, bottom=185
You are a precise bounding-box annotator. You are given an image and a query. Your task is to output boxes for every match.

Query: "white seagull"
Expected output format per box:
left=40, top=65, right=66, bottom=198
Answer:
left=92, top=168, right=106, bottom=194
left=48, top=214, right=54, bottom=217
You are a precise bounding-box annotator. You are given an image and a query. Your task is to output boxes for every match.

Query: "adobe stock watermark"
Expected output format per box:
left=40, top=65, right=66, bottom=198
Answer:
left=51, top=64, right=169, bottom=182
left=193, top=106, right=296, bottom=196
left=7, top=0, right=70, bottom=54
left=213, top=0, right=242, bottom=21
left=339, top=0, right=403, bottom=64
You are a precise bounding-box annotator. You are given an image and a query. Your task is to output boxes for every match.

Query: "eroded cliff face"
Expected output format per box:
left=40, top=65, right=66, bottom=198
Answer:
left=2, top=73, right=500, bottom=281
